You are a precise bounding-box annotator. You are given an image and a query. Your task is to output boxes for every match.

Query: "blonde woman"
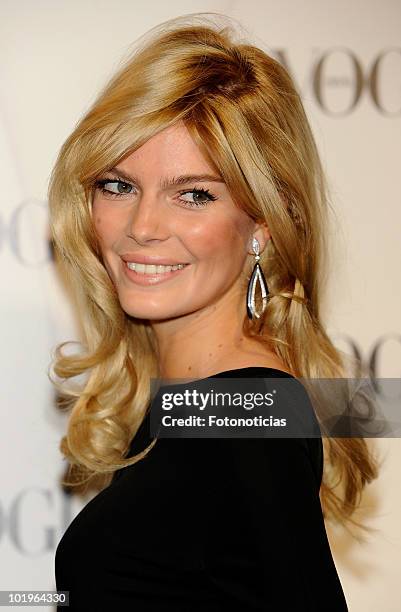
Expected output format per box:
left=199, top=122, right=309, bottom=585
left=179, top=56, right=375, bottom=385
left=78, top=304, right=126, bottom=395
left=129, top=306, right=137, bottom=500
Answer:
left=49, top=13, right=378, bottom=611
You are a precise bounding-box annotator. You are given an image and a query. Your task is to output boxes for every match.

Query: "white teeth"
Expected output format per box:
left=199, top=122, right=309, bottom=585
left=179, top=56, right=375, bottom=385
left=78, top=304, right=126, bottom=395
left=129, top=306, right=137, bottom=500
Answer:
left=126, top=262, right=187, bottom=274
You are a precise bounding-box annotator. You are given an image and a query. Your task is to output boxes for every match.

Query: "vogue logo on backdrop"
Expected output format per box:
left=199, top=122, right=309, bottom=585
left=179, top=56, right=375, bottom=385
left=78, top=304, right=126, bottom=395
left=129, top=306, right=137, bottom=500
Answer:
left=0, top=198, right=50, bottom=267
left=334, top=333, right=401, bottom=384
left=0, top=488, right=79, bottom=556
left=275, top=46, right=401, bottom=115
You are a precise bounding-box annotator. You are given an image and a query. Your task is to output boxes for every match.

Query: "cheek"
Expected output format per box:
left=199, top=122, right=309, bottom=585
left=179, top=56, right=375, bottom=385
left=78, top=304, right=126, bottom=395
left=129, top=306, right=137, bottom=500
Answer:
left=183, top=212, right=250, bottom=262
left=92, top=205, right=121, bottom=247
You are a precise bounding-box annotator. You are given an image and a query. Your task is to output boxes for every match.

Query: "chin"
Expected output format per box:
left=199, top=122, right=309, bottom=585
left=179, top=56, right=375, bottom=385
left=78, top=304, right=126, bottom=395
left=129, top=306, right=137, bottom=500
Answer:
left=120, top=304, right=180, bottom=322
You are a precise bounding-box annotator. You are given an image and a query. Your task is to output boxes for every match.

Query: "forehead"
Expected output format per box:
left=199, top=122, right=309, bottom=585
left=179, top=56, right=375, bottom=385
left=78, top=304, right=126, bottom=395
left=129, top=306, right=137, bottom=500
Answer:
left=122, top=121, right=214, bottom=171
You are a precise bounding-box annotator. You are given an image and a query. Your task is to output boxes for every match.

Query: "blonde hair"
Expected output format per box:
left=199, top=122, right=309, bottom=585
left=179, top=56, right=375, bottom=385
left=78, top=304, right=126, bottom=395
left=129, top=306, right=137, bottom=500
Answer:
left=48, top=12, right=380, bottom=535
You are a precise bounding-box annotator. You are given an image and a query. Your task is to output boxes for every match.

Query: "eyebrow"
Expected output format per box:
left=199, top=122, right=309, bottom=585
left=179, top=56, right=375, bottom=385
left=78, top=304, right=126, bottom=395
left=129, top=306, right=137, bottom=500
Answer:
left=107, top=166, right=225, bottom=189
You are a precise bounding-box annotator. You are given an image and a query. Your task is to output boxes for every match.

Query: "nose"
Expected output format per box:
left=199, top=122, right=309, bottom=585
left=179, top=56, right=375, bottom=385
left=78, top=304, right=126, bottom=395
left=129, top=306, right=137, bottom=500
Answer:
left=126, top=192, right=169, bottom=243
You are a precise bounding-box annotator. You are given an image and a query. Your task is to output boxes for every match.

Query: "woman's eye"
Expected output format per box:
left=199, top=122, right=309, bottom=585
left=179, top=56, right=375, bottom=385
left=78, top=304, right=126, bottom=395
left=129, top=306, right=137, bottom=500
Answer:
left=95, top=179, right=135, bottom=198
left=178, top=188, right=217, bottom=208
left=94, top=179, right=218, bottom=208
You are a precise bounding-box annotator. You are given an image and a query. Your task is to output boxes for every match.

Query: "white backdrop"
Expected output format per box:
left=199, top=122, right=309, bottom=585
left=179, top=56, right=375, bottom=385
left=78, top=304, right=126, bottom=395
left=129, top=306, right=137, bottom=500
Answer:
left=1, top=1, right=400, bottom=610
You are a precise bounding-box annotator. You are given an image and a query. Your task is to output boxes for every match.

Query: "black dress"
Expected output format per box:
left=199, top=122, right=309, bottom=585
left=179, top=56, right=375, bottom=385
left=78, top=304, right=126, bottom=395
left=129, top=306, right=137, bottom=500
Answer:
left=55, top=367, right=348, bottom=610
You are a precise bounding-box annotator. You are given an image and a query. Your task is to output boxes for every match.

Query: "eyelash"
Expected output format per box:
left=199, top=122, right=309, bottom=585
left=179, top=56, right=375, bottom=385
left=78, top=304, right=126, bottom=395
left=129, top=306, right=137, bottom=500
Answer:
left=94, top=176, right=218, bottom=208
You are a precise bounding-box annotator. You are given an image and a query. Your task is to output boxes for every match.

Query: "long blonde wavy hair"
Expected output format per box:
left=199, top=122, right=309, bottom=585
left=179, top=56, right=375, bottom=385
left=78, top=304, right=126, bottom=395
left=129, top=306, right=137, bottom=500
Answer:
left=48, top=12, right=380, bottom=535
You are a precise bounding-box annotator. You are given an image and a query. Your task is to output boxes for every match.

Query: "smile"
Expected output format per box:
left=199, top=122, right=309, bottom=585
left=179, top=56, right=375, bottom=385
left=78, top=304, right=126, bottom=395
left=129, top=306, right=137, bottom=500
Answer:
left=122, top=260, right=190, bottom=286
left=126, top=262, right=188, bottom=274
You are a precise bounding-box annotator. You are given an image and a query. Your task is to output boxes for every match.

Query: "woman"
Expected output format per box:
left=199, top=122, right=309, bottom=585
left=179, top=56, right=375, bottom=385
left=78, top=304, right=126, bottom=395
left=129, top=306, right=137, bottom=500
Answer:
left=49, top=13, right=379, bottom=610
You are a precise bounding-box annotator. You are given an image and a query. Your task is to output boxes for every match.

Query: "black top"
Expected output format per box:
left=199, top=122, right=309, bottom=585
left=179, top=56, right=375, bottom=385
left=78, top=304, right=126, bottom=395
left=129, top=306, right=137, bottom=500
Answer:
left=55, top=367, right=348, bottom=611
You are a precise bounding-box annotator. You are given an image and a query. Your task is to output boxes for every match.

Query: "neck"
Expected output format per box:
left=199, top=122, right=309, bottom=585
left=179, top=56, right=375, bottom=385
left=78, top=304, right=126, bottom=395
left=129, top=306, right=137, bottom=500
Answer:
left=151, top=284, right=274, bottom=380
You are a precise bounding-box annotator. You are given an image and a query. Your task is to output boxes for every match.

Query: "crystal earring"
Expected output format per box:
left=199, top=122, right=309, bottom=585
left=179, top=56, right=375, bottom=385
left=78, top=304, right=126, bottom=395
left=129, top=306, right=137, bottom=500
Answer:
left=246, top=237, right=269, bottom=320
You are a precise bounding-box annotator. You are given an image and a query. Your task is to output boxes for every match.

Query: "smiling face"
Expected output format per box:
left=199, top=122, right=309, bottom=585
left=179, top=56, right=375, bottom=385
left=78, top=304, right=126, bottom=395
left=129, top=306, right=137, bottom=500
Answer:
left=91, top=120, right=261, bottom=322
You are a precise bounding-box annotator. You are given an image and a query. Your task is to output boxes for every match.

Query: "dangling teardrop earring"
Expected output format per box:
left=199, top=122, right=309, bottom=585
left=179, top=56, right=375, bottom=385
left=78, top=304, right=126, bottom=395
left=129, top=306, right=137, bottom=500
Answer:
left=246, top=237, right=269, bottom=320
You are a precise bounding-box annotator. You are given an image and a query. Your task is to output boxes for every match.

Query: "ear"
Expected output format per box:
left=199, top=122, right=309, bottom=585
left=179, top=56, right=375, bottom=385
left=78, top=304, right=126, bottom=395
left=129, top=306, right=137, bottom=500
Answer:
left=248, top=220, right=271, bottom=254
